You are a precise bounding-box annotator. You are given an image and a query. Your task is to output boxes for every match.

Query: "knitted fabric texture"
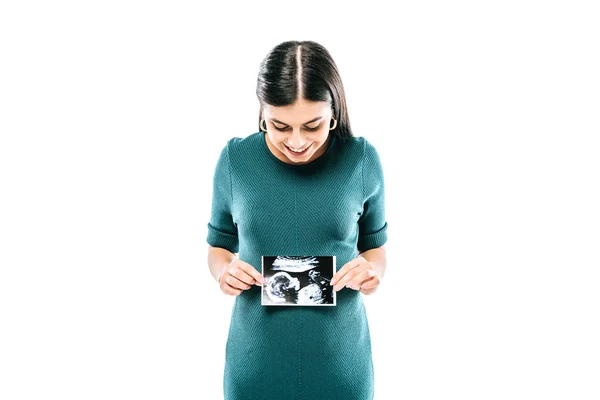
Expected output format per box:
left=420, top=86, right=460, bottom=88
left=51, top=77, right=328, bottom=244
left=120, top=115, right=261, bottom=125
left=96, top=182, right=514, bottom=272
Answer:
left=207, top=131, right=388, bottom=400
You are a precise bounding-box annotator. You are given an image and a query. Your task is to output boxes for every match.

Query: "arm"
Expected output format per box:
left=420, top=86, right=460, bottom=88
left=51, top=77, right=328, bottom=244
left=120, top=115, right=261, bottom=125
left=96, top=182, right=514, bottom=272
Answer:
left=206, top=140, right=265, bottom=295
left=357, top=138, right=388, bottom=266
left=206, top=140, right=240, bottom=280
left=350, top=138, right=388, bottom=292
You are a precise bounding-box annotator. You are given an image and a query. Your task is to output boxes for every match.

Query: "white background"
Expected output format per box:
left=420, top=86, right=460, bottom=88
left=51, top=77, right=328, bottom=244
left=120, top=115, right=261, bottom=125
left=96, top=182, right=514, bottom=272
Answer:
left=1, top=1, right=599, bottom=399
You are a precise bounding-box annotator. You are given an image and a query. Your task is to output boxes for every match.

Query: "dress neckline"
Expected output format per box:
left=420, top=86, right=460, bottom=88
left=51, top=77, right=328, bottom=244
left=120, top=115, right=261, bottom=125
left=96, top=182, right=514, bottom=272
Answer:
left=260, top=131, right=337, bottom=170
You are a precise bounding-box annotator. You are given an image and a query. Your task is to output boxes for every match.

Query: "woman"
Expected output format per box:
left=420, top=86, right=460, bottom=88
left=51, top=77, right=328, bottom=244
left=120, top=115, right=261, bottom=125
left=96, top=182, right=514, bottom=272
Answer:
left=207, top=40, right=388, bottom=400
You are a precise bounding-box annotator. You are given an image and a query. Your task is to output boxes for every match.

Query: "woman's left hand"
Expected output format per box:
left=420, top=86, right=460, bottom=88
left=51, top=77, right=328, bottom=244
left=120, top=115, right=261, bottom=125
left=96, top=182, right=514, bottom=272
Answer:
left=330, top=256, right=381, bottom=295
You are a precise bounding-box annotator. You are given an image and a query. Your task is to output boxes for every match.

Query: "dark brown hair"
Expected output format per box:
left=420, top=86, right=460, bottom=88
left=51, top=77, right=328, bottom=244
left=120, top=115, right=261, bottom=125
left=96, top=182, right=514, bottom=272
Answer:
left=256, top=40, right=354, bottom=138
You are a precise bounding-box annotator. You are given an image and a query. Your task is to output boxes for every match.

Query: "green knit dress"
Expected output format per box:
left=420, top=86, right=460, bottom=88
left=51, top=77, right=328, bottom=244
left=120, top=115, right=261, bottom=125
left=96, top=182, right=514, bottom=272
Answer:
left=207, top=130, right=388, bottom=400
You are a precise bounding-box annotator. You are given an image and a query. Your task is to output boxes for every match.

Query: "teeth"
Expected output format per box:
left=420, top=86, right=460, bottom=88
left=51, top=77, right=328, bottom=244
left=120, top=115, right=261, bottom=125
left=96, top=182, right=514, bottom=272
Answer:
left=288, top=144, right=309, bottom=153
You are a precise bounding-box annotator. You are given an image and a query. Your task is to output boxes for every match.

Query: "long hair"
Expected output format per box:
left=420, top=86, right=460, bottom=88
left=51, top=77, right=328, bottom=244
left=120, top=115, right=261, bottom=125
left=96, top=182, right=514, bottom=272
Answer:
left=256, top=41, right=353, bottom=138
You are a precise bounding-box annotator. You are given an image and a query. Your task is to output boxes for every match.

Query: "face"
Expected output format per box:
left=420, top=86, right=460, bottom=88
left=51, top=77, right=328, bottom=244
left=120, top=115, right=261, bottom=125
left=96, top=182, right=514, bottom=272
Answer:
left=263, top=98, right=333, bottom=165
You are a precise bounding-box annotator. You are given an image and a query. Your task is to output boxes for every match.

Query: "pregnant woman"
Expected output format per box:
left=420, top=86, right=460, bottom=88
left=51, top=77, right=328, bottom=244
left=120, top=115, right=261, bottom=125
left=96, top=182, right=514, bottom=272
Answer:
left=206, top=40, right=389, bottom=400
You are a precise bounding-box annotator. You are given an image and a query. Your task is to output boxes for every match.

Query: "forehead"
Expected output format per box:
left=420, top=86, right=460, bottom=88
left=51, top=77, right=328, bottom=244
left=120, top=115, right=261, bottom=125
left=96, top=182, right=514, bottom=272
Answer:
left=264, top=100, right=330, bottom=124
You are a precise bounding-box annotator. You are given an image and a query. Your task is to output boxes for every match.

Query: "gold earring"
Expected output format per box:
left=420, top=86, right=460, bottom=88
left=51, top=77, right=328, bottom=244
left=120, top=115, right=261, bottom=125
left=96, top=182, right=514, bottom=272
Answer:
left=261, top=119, right=268, bottom=131
left=329, top=118, right=337, bottom=130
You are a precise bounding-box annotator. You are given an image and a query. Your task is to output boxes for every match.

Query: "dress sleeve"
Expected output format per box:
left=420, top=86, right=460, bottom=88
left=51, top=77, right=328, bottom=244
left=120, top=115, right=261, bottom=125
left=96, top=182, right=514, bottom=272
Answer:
left=357, top=138, right=389, bottom=253
left=206, top=140, right=239, bottom=253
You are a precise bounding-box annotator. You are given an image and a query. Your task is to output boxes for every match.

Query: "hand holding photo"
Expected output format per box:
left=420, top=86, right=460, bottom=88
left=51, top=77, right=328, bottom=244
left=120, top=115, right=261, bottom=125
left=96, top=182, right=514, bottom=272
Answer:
left=261, top=255, right=336, bottom=306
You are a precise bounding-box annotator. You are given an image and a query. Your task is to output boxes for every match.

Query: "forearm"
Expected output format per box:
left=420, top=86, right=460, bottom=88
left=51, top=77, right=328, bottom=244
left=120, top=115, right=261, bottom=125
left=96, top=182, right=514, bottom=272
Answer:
left=358, top=246, right=387, bottom=280
left=208, top=246, right=238, bottom=282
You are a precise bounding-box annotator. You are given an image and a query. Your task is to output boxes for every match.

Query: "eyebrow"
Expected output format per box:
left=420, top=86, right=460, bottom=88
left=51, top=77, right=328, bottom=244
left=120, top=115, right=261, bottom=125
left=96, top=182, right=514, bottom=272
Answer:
left=270, top=116, right=323, bottom=126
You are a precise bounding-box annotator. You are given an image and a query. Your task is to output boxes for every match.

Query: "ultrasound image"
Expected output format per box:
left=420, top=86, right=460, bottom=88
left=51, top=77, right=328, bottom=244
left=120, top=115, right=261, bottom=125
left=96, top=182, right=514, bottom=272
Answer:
left=261, top=255, right=336, bottom=306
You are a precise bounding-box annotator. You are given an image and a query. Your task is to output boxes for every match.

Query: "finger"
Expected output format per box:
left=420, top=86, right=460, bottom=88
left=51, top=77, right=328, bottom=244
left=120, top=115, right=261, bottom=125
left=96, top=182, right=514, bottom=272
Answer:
left=348, top=269, right=376, bottom=289
left=228, top=262, right=257, bottom=286
left=359, top=276, right=378, bottom=290
left=331, top=257, right=362, bottom=285
left=224, top=274, right=253, bottom=290
left=237, top=260, right=265, bottom=284
left=333, top=268, right=363, bottom=291
left=221, top=283, right=243, bottom=296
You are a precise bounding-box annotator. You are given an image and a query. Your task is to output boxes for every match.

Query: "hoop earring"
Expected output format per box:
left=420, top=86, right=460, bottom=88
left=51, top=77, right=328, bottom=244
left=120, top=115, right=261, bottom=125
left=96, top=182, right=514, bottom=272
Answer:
left=329, top=118, right=337, bottom=130
left=260, top=119, right=268, bottom=131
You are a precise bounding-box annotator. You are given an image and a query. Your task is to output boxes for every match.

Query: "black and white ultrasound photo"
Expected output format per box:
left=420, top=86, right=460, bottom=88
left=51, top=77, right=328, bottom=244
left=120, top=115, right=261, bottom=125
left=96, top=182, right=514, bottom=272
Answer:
left=261, top=256, right=336, bottom=306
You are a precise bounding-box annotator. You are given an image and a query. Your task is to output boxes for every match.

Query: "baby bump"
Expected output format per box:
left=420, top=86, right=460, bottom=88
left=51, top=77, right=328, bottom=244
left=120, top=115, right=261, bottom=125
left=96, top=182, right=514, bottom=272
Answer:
left=226, top=285, right=371, bottom=364
left=225, top=286, right=373, bottom=399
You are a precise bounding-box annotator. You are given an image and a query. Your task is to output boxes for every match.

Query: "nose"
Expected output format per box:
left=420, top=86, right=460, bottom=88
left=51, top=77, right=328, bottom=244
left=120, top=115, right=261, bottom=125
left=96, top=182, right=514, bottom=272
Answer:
left=288, top=129, right=308, bottom=148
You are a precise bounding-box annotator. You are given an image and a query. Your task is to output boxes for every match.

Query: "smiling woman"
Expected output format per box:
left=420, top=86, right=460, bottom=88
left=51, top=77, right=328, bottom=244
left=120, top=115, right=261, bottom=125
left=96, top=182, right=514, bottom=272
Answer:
left=256, top=41, right=351, bottom=168
left=261, top=98, right=338, bottom=165
left=207, top=40, right=388, bottom=400
left=262, top=98, right=337, bottom=164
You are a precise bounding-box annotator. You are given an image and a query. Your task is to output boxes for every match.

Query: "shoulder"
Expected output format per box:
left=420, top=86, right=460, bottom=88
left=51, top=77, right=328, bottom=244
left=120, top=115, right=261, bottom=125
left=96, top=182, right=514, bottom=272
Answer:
left=334, top=134, right=365, bottom=160
left=359, top=137, right=385, bottom=185
left=338, top=135, right=380, bottom=157
left=220, top=132, right=267, bottom=174
left=226, top=131, right=263, bottom=156
left=357, top=137, right=384, bottom=169
left=227, top=131, right=262, bottom=146
left=360, top=136, right=381, bottom=158
left=337, top=136, right=383, bottom=168
left=212, top=132, right=262, bottom=165
left=214, top=133, right=256, bottom=169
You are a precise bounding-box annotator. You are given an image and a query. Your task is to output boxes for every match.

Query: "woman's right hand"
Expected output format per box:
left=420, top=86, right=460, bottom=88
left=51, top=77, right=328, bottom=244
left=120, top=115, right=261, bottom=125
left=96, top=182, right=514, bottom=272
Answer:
left=217, top=257, right=265, bottom=296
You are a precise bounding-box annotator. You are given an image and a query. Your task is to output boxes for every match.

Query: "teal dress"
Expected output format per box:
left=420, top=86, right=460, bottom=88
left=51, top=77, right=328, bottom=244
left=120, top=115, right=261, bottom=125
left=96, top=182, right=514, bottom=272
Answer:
left=207, top=130, right=388, bottom=400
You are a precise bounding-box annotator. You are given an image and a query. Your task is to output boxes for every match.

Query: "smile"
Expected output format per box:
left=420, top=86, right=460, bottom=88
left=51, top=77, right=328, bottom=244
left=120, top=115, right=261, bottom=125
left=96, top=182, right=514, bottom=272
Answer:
left=284, top=143, right=312, bottom=156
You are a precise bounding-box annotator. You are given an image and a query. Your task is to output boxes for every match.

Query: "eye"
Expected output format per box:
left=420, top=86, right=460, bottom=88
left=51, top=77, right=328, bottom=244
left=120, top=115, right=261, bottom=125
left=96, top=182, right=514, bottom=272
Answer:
left=273, top=124, right=289, bottom=132
left=272, top=123, right=321, bottom=132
